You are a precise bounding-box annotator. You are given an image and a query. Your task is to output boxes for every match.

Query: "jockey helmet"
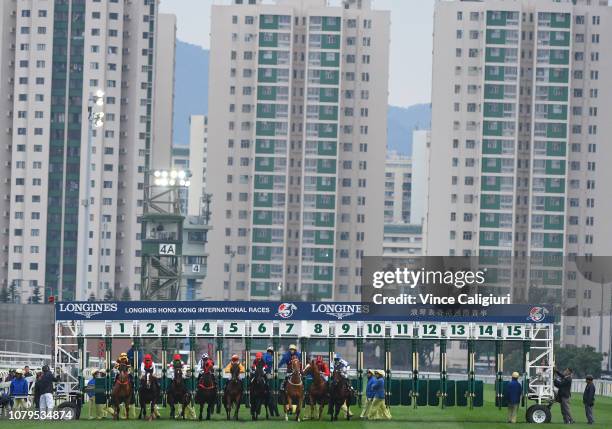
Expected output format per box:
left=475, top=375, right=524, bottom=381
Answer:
left=42, top=365, right=50, bottom=372
left=255, top=352, right=263, bottom=359
left=201, top=353, right=209, bottom=360
left=173, top=354, right=181, bottom=361
left=333, top=353, right=341, bottom=361
left=315, top=355, right=323, bottom=363
left=266, top=346, right=273, bottom=352
left=120, top=352, right=128, bottom=358
left=289, top=344, right=297, bottom=351
left=144, top=354, right=152, bottom=361
left=231, top=354, right=239, bottom=362
left=15, top=369, right=23, bottom=375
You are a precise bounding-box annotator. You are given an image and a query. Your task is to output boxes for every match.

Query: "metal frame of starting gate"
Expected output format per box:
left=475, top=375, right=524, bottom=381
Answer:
left=53, top=301, right=555, bottom=414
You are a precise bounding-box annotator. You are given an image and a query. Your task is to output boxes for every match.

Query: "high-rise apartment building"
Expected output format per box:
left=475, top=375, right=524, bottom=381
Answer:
left=0, top=0, right=174, bottom=302
left=410, top=129, right=430, bottom=225
left=188, top=114, right=208, bottom=216
left=384, top=152, right=411, bottom=224
left=206, top=0, right=389, bottom=300
left=426, top=0, right=612, bottom=355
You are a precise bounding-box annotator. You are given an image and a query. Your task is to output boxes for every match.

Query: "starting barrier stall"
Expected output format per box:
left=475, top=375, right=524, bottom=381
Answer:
left=54, top=301, right=555, bottom=423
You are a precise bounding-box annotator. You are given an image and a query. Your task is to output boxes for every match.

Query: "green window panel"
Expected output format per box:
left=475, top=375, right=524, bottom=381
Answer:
left=251, top=282, right=272, bottom=297
left=544, top=196, right=565, bottom=212
left=319, top=87, right=338, bottom=102
left=321, top=34, right=341, bottom=49
left=480, top=212, right=500, bottom=228
left=315, top=211, right=335, bottom=227
left=483, top=121, right=504, bottom=137
left=259, top=15, right=279, bottom=30
left=478, top=250, right=500, bottom=265
left=549, top=31, right=570, bottom=46
left=317, top=141, right=337, bottom=156
left=257, top=86, right=277, bottom=101
left=314, top=266, right=333, bottom=281
left=543, top=233, right=563, bottom=249
left=543, top=270, right=563, bottom=285
left=318, top=124, right=337, bottom=138
left=485, top=47, right=506, bottom=62
left=314, top=248, right=333, bottom=263
left=254, top=192, right=273, bottom=208
left=257, top=68, right=278, bottom=83
left=317, top=159, right=336, bottom=174
left=483, top=102, right=511, bottom=118
left=251, top=263, right=271, bottom=278
left=315, top=231, right=334, bottom=245
left=256, top=103, right=276, bottom=119
left=479, top=231, right=500, bottom=247
left=486, top=29, right=506, bottom=44
left=486, top=11, right=513, bottom=26
left=543, top=215, right=564, bottom=230
left=485, top=66, right=505, bottom=81
left=252, top=228, right=272, bottom=243
left=259, top=32, right=278, bottom=48
left=482, top=139, right=503, bottom=155
left=316, top=194, right=335, bottom=210
left=546, top=142, right=566, bottom=156
left=321, top=16, right=341, bottom=32
left=256, top=121, right=277, bottom=137
left=320, top=52, right=340, bottom=67
left=547, top=86, right=568, bottom=101
left=311, top=284, right=332, bottom=299
left=253, top=210, right=273, bottom=225
left=255, top=139, right=275, bottom=154
left=548, top=68, right=569, bottom=83
left=254, top=175, right=273, bottom=190
left=251, top=246, right=272, bottom=261
left=549, top=49, right=569, bottom=65
left=319, top=70, right=339, bottom=85
left=481, top=176, right=501, bottom=191
left=319, top=105, right=338, bottom=120
left=316, top=176, right=336, bottom=192
left=545, top=160, right=566, bottom=175
left=546, top=123, right=566, bottom=138
left=480, top=194, right=501, bottom=210
left=545, top=178, right=565, bottom=193
left=550, top=13, right=571, bottom=29
left=481, top=157, right=502, bottom=173
left=542, top=252, right=563, bottom=267
left=258, top=50, right=278, bottom=65
left=255, top=157, right=275, bottom=172
left=546, top=104, right=567, bottom=120
left=484, top=84, right=504, bottom=100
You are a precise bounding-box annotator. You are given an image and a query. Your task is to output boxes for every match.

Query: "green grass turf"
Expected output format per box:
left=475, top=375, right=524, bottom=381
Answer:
left=4, top=385, right=611, bottom=428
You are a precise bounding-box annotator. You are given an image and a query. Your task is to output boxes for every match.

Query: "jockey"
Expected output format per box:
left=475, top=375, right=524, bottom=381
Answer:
left=140, top=354, right=157, bottom=376
left=331, top=353, right=349, bottom=379
left=199, top=353, right=215, bottom=374
left=263, top=346, right=274, bottom=374
left=250, top=352, right=268, bottom=379
left=279, top=344, right=301, bottom=371
left=114, top=352, right=133, bottom=384
left=313, top=355, right=330, bottom=381
left=167, top=353, right=187, bottom=380
left=223, top=354, right=246, bottom=379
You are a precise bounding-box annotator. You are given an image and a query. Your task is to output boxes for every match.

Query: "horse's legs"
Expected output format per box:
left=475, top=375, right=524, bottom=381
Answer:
left=234, top=397, right=240, bottom=421
left=295, top=398, right=301, bottom=422
left=284, top=397, right=291, bottom=421
left=225, top=399, right=230, bottom=420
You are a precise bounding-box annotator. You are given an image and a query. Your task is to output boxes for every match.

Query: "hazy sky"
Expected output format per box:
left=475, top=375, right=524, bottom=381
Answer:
left=159, top=0, right=434, bottom=107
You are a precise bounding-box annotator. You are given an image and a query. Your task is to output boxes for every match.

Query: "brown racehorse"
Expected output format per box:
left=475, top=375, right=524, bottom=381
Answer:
left=284, top=358, right=304, bottom=422
left=328, top=367, right=354, bottom=421
left=304, top=359, right=328, bottom=420
left=111, top=363, right=133, bottom=420
left=223, top=362, right=243, bottom=420
left=195, top=370, right=217, bottom=420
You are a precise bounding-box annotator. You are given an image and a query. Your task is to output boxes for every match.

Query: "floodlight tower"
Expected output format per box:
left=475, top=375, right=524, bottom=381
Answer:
left=140, top=169, right=191, bottom=300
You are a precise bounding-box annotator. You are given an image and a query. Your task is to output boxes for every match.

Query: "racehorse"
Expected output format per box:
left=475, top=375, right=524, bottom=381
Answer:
left=111, top=363, right=133, bottom=420
left=328, top=367, right=354, bottom=421
left=304, top=359, right=328, bottom=420
left=167, top=367, right=191, bottom=419
left=137, top=372, right=159, bottom=420
left=223, top=362, right=243, bottom=420
left=284, top=358, right=304, bottom=422
left=195, top=370, right=217, bottom=420
left=249, top=359, right=270, bottom=420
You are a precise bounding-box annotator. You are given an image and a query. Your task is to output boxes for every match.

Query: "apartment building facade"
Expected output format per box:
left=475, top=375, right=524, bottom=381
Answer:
left=0, top=0, right=174, bottom=302
left=206, top=0, right=389, bottom=300
left=426, top=0, right=612, bottom=354
left=384, top=152, right=411, bottom=224
left=187, top=114, right=208, bottom=217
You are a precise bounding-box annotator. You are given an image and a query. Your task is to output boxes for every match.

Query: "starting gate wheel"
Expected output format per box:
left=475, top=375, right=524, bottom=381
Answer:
left=526, top=404, right=552, bottom=424
left=56, top=401, right=78, bottom=420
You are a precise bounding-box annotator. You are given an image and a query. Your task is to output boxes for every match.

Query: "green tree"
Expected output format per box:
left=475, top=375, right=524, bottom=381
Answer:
left=8, top=281, right=19, bottom=303
left=121, top=288, right=131, bottom=301
left=87, top=293, right=96, bottom=302
left=103, top=289, right=114, bottom=301
left=30, top=285, right=41, bottom=304
left=0, top=286, right=9, bottom=303
left=555, top=345, right=603, bottom=378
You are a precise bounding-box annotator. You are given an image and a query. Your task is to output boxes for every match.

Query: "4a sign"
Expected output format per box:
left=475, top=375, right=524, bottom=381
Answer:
left=159, top=243, right=176, bottom=255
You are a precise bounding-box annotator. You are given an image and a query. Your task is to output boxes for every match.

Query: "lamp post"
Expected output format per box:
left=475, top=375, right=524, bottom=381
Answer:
left=78, top=90, right=105, bottom=301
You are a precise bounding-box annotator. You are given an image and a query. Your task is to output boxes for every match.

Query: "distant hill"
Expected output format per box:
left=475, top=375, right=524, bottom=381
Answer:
left=387, top=104, right=431, bottom=156
left=173, top=40, right=209, bottom=145
left=172, top=40, right=432, bottom=155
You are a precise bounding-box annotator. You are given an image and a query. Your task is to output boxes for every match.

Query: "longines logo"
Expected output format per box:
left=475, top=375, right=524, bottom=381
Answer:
left=58, top=303, right=118, bottom=319
left=310, top=303, right=369, bottom=320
